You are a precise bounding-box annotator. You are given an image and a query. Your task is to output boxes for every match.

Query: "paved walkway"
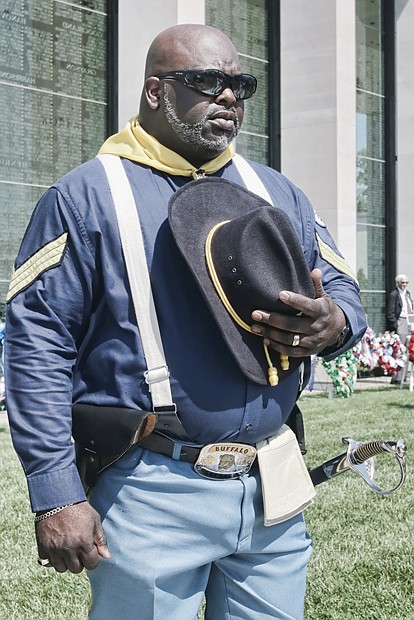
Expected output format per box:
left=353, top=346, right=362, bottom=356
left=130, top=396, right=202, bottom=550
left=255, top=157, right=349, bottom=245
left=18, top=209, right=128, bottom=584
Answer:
left=306, top=375, right=405, bottom=398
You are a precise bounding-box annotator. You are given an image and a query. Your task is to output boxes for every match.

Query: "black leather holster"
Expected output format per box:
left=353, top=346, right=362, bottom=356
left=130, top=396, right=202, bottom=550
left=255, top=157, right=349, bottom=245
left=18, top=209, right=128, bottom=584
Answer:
left=72, top=404, right=157, bottom=492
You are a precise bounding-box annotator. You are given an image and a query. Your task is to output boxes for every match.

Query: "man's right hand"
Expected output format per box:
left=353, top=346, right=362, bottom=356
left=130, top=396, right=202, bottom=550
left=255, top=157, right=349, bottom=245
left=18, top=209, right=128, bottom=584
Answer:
left=35, top=501, right=110, bottom=573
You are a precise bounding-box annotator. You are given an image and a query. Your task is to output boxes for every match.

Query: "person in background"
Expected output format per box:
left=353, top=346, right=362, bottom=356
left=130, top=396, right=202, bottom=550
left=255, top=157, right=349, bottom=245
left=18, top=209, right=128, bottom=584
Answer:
left=5, top=24, right=367, bottom=620
left=387, top=274, right=413, bottom=384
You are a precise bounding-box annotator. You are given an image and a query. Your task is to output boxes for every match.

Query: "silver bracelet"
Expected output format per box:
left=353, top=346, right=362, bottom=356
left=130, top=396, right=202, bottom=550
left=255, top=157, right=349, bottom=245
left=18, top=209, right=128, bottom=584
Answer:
left=34, top=503, right=74, bottom=522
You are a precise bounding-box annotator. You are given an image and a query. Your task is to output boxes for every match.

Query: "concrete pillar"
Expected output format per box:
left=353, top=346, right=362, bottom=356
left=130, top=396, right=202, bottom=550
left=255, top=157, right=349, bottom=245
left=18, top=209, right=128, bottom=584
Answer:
left=396, top=0, right=414, bottom=285
left=117, top=0, right=205, bottom=127
left=280, top=0, right=357, bottom=271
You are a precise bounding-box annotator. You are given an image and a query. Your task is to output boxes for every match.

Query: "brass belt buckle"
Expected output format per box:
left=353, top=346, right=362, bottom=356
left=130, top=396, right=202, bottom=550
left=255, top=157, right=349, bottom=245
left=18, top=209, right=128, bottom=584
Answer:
left=194, top=443, right=257, bottom=479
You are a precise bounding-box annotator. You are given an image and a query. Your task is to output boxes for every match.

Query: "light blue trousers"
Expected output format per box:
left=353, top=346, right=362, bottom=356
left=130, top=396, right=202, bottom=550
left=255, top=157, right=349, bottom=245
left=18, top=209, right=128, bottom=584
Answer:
left=88, top=445, right=312, bottom=620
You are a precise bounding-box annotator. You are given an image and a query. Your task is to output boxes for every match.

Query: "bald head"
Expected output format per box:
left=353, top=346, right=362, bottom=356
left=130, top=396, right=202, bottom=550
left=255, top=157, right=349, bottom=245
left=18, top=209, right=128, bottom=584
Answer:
left=144, top=24, right=241, bottom=78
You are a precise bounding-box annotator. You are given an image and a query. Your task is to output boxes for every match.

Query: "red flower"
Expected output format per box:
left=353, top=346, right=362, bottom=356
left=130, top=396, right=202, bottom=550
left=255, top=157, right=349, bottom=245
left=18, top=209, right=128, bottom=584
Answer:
left=408, top=332, right=414, bottom=363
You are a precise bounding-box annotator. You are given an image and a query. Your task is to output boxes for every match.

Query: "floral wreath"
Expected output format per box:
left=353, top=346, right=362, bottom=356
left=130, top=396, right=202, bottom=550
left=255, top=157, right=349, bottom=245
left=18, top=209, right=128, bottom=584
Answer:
left=321, top=349, right=358, bottom=398
left=311, top=327, right=407, bottom=398
left=353, top=329, right=406, bottom=376
left=407, top=331, right=414, bottom=363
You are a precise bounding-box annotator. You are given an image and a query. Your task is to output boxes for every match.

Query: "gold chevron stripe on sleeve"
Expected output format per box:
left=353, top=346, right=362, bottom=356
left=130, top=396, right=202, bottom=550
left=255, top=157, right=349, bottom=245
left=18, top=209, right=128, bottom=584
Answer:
left=7, top=232, right=69, bottom=303
left=316, top=233, right=357, bottom=282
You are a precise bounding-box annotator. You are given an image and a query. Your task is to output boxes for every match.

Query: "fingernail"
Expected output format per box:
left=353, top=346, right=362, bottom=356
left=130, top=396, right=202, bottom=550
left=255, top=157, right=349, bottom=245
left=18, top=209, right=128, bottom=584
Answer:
left=251, top=311, right=263, bottom=321
left=251, top=325, right=262, bottom=334
left=279, top=291, right=289, bottom=301
left=99, top=548, right=111, bottom=559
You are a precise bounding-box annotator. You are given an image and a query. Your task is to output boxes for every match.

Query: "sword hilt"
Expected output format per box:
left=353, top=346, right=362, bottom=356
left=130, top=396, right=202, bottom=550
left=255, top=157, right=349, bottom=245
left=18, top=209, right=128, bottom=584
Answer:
left=342, top=437, right=407, bottom=494
left=346, top=439, right=406, bottom=464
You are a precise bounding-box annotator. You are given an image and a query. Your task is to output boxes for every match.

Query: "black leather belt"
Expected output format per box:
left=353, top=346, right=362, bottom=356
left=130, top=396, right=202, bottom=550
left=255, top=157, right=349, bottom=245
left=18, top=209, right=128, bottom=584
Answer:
left=140, top=431, right=204, bottom=464
left=140, top=431, right=259, bottom=477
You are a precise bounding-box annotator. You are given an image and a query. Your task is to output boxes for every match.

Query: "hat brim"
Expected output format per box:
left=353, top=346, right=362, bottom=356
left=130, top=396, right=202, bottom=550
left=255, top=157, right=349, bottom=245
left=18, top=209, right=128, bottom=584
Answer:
left=168, top=177, right=312, bottom=385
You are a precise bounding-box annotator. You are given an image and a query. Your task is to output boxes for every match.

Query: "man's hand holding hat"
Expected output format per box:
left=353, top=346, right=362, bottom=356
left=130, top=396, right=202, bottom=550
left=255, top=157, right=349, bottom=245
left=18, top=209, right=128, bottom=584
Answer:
left=251, top=268, right=347, bottom=357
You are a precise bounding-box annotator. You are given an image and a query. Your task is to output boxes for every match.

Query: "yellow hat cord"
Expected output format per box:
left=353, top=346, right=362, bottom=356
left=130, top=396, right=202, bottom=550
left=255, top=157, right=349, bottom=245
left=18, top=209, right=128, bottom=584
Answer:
left=205, top=222, right=289, bottom=386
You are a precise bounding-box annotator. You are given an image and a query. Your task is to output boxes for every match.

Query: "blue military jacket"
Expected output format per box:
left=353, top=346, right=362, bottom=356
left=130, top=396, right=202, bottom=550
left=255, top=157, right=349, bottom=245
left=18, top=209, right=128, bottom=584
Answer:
left=5, top=157, right=367, bottom=511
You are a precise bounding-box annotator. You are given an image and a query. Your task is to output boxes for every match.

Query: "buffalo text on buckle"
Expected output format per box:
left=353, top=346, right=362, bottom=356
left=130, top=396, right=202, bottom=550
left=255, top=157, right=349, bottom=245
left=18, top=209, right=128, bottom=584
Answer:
left=194, top=443, right=257, bottom=479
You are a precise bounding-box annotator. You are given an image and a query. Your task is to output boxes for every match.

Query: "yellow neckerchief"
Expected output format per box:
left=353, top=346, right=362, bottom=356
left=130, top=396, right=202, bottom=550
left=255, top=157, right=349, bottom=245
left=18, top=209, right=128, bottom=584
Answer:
left=98, top=115, right=235, bottom=179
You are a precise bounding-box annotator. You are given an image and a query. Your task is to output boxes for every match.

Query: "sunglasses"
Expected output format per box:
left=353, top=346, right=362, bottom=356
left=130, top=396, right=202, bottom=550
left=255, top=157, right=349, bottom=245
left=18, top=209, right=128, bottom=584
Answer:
left=155, top=69, right=257, bottom=100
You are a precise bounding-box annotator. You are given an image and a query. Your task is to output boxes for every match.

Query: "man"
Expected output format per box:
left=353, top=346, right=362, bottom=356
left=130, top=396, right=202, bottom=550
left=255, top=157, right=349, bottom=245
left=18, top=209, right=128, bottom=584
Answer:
left=387, top=274, right=413, bottom=383
left=5, top=24, right=366, bottom=620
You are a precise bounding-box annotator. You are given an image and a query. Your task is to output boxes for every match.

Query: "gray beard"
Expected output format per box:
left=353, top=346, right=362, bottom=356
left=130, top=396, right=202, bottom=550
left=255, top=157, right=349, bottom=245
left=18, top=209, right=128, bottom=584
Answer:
left=163, top=87, right=239, bottom=157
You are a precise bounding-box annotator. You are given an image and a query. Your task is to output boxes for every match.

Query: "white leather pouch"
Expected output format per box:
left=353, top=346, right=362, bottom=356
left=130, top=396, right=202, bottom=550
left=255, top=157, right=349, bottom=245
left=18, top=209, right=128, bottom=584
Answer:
left=256, top=425, right=316, bottom=526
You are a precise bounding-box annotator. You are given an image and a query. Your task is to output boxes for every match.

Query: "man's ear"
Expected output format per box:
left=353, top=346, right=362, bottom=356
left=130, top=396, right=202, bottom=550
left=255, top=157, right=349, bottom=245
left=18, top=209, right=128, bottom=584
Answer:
left=145, top=77, right=161, bottom=110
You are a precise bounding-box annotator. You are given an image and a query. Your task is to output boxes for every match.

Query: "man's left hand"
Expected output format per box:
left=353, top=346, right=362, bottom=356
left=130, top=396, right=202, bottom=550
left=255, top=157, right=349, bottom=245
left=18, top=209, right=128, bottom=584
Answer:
left=251, top=268, right=346, bottom=357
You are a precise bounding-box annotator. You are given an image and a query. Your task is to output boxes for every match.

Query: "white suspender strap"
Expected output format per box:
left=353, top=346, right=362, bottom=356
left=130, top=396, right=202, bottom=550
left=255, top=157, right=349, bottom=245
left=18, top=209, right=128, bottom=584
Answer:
left=97, top=154, right=174, bottom=409
left=232, top=153, right=274, bottom=205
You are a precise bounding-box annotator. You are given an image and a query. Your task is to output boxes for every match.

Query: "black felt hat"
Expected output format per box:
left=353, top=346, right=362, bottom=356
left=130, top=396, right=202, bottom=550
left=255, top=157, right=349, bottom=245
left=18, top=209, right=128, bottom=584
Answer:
left=168, top=177, right=314, bottom=385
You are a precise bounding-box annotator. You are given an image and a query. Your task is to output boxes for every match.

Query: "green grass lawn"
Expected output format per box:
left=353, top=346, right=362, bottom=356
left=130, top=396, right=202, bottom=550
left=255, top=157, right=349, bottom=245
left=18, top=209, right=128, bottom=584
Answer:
left=0, top=386, right=413, bottom=619
left=302, top=387, right=414, bottom=620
